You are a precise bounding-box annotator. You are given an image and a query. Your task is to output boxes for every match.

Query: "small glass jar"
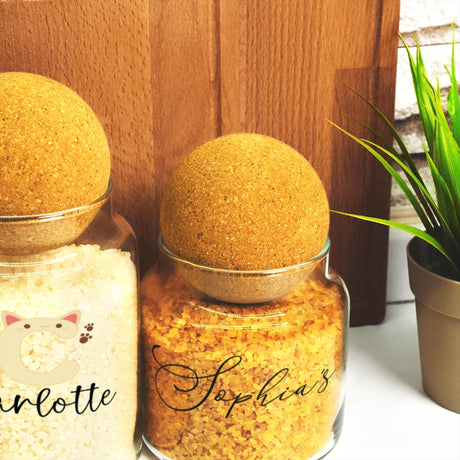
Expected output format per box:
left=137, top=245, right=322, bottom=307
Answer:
left=141, top=236, right=349, bottom=460
left=0, top=181, right=141, bottom=460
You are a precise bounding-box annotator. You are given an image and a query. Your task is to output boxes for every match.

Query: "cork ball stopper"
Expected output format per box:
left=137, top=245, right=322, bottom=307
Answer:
left=0, top=72, right=111, bottom=216
left=161, top=133, right=329, bottom=270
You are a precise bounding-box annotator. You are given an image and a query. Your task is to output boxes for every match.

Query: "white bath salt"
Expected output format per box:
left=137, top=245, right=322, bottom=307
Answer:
left=0, top=244, right=138, bottom=460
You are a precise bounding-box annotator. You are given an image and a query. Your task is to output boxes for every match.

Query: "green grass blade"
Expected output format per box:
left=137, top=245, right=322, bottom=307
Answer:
left=341, top=100, right=439, bottom=227
left=415, top=50, right=437, bottom=152
left=342, top=113, right=396, bottom=153
left=341, top=84, right=442, bottom=221
left=400, top=34, right=438, bottom=153
left=425, top=152, right=460, bottom=265
left=344, top=84, right=420, bottom=174
left=431, top=116, right=460, bottom=216
left=446, top=27, right=460, bottom=145
left=332, top=210, right=460, bottom=277
left=329, top=119, right=436, bottom=231
left=342, top=111, right=423, bottom=183
left=428, top=127, right=460, bottom=228
left=366, top=132, right=460, bottom=264
left=362, top=139, right=441, bottom=229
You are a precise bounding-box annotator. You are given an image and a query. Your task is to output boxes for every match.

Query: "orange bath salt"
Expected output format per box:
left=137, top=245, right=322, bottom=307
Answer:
left=142, top=268, right=345, bottom=460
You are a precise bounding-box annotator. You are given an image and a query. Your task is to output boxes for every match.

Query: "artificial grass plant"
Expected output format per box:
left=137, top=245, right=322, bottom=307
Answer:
left=330, top=32, right=460, bottom=279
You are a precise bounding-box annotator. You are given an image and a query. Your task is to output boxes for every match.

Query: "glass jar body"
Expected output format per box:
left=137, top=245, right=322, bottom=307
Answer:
left=0, top=191, right=141, bottom=460
left=141, top=241, right=349, bottom=460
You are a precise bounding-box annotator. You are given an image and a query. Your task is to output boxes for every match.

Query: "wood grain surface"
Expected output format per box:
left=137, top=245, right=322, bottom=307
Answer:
left=0, top=0, right=400, bottom=325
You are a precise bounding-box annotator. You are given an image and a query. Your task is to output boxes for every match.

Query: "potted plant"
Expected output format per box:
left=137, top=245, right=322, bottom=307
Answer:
left=330, top=33, right=460, bottom=413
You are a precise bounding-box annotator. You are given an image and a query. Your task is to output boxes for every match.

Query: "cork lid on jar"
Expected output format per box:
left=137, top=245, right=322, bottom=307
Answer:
left=0, top=72, right=110, bottom=216
left=0, top=72, right=111, bottom=254
left=160, top=133, right=330, bottom=303
left=161, top=133, right=329, bottom=270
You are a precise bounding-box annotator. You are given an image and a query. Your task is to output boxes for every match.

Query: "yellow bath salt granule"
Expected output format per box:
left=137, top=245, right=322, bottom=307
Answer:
left=160, top=133, right=329, bottom=270
left=0, top=72, right=110, bottom=216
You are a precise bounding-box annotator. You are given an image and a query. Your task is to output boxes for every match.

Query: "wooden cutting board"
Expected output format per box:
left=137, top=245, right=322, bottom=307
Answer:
left=0, top=0, right=400, bottom=325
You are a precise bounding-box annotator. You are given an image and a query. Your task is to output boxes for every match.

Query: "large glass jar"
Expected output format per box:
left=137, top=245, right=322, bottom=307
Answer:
left=141, top=236, right=349, bottom=460
left=0, top=181, right=140, bottom=460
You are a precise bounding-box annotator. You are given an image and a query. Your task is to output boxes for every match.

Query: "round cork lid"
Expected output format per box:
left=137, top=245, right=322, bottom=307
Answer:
left=161, top=133, right=329, bottom=271
left=0, top=72, right=110, bottom=216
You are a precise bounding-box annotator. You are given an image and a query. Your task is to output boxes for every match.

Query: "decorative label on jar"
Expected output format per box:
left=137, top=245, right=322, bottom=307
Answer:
left=0, top=382, right=116, bottom=417
left=151, top=345, right=335, bottom=418
left=0, top=310, right=82, bottom=385
left=0, top=310, right=116, bottom=417
left=0, top=244, right=138, bottom=460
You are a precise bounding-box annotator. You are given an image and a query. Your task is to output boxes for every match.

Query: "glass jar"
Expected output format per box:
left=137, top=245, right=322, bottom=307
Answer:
left=141, top=236, right=349, bottom=460
left=0, top=181, right=140, bottom=460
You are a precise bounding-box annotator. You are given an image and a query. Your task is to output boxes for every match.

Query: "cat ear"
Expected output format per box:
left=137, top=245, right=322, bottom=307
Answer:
left=61, top=310, right=81, bottom=325
left=2, top=311, right=23, bottom=327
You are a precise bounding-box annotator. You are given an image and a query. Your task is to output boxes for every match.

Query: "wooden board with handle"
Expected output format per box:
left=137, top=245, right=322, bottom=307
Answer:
left=0, top=0, right=400, bottom=325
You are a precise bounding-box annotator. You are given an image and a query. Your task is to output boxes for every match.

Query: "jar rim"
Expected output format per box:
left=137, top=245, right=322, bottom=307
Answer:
left=0, top=179, right=112, bottom=223
left=159, top=234, right=330, bottom=276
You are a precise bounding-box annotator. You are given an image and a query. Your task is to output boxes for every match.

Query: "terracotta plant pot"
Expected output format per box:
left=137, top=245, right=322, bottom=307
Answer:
left=407, top=237, right=460, bottom=413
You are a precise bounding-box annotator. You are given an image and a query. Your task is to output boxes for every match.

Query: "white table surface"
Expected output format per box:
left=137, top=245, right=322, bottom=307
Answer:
left=140, top=302, right=460, bottom=460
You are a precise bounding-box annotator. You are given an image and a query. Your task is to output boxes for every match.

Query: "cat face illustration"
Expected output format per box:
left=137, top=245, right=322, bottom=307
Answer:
left=0, top=310, right=81, bottom=386
left=3, top=311, right=80, bottom=339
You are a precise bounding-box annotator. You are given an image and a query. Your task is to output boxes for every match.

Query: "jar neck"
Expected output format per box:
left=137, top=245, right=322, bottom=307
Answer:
left=159, top=234, right=331, bottom=275
left=0, top=181, right=113, bottom=256
left=158, top=235, right=331, bottom=304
